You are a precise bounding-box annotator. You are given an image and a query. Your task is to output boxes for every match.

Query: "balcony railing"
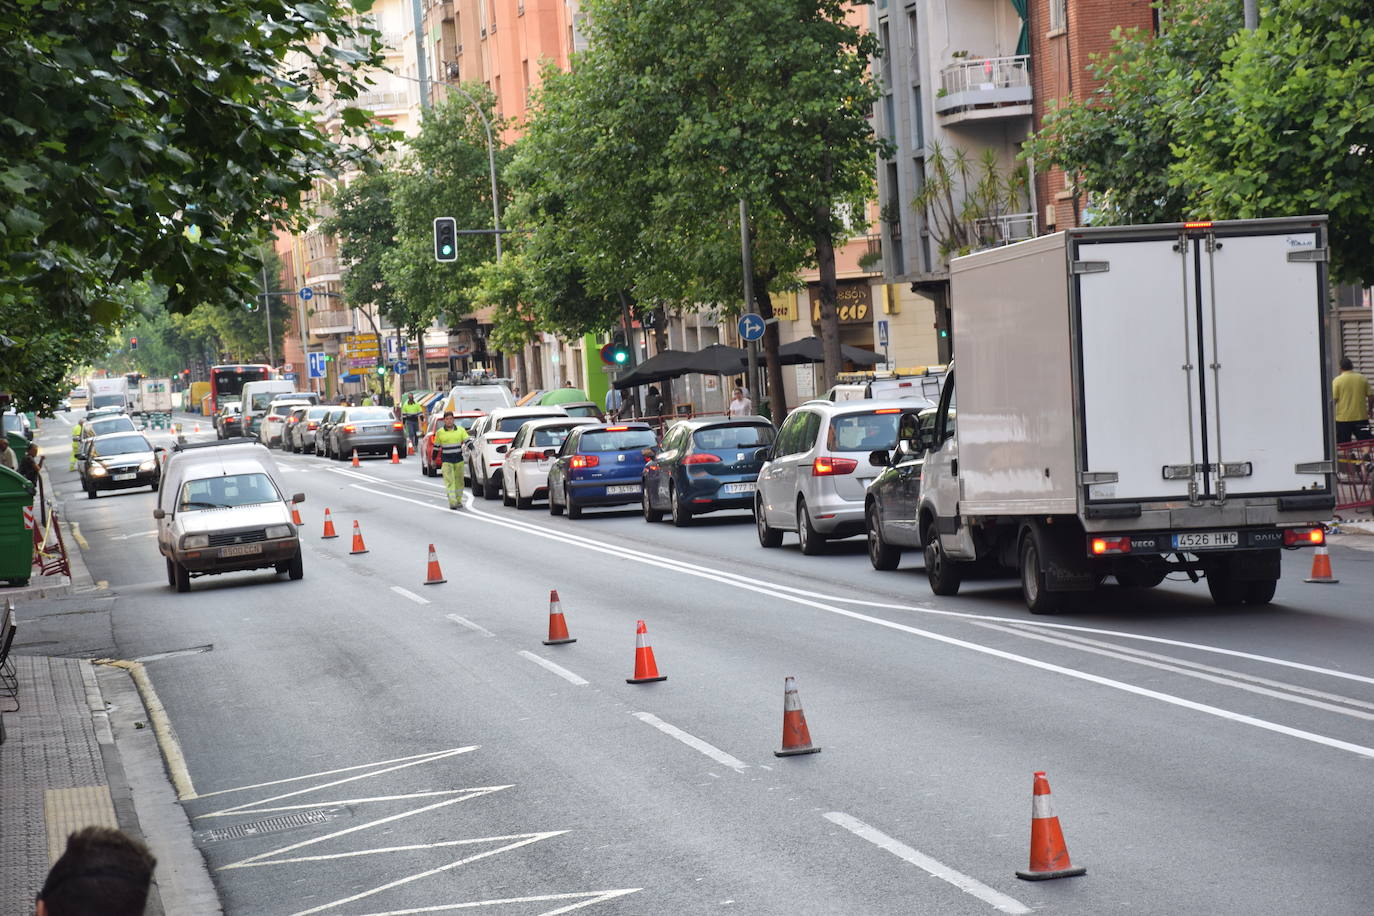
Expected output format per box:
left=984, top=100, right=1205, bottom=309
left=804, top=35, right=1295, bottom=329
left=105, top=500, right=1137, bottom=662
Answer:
left=305, top=256, right=339, bottom=279
left=309, top=308, right=353, bottom=335
left=355, top=89, right=408, bottom=111
left=973, top=212, right=1036, bottom=248
left=935, top=55, right=1032, bottom=122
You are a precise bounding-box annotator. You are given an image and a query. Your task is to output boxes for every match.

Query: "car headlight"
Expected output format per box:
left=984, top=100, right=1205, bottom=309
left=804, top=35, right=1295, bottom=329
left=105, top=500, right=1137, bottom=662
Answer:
left=182, top=534, right=209, bottom=549
left=265, top=525, right=292, bottom=539
left=89, top=463, right=109, bottom=476
left=139, top=459, right=157, bottom=471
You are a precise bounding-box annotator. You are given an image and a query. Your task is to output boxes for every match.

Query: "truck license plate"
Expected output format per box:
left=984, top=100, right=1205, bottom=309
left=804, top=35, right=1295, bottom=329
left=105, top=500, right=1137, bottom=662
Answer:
left=1173, top=531, right=1239, bottom=550
left=219, top=544, right=263, bottom=558
left=606, top=484, right=640, bottom=495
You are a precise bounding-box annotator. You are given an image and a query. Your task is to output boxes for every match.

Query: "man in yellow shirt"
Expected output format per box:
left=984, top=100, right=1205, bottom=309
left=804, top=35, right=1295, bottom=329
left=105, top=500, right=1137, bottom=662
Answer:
left=433, top=411, right=469, bottom=510
left=1332, top=357, right=1372, bottom=443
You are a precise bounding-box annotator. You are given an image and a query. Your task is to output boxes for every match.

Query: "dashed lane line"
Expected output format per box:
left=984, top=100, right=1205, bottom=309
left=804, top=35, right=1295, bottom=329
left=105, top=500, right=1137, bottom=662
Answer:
left=446, top=614, right=495, bottom=638
left=390, top=585, right=431, bottom=606
left=517, top=650, right=588, bottom=686
left=631, top=711, right=749, bottom=773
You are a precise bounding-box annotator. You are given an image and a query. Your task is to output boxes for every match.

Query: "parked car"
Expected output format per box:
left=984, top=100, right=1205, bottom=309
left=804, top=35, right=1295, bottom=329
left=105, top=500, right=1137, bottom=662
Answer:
left=85, top=405, right=126, bottom=422
left=68, top=387, right=89, bottom=409
left=286, top=405, right=331, bottom=453
left=862, top=410, right=929, bottom=570
left=3, top=409, right=33, bottom=442
left=547, top=422, right=658, bottom=518
left=499, top=416, right=599, bottom=508
left=258, top=398, right=311, bottom=448
left=419, top=411, right=484, bottom=477
left=642, top=416, right=775, bottom=526
left=467, top=406, right=571, bottom=499
left=327, top=406, right=405, bottom=460
left=154, top=439, right=304, bottom=592
left=314, top=409, right=345, bottom=458
left=753, top=400, right=928, bottom=554
left=78, top=432, right=162, bottom=498
left=215, top=401, right=242, bottom=439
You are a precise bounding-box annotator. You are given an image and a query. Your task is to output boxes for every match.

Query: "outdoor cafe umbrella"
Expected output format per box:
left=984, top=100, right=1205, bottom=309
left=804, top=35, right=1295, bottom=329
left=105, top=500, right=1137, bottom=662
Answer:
left=775, top=336, right=882, bottom=367
left=538, top=387, right=592, bottom=406
left=612, top=349, right=697, bottom=389
left=679, top=343, right=749, bottom=377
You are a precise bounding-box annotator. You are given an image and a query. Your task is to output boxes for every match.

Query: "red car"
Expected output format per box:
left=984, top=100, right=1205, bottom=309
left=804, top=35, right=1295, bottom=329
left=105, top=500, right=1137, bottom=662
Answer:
left=420, top=411, right=484, bottom=477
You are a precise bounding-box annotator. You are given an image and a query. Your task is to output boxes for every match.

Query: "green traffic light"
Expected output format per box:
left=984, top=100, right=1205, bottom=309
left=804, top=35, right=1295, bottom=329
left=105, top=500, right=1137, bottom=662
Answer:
left=441, top=245, right=453, bottom=256
left=614, top=350, right=628, bottom=364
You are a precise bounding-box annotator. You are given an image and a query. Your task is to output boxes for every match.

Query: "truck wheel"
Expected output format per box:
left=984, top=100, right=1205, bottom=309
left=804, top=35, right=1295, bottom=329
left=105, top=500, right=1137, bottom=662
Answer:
left=165, top=557, right=176, bottom=587
left=867, top=503, right=900, bottom=571
left=1206, top=564, right=1246, bottom=606
left=797, top=498, right=825, bottom=555
left=1243, top=577, right=1277, bottom=605
left=173, top=561, right=190, bottom=593
left=755, top=495, right=782, bottom=548
left=1020, top=532, right=1062, bottom=614
left=287, top=552, right=304, bottom=581
left=924, top=520, right=961, bottom=596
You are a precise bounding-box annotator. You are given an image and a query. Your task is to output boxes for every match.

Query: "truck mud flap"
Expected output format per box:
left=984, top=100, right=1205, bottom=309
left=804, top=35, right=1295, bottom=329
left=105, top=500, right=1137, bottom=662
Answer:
left=1032, top=523, right=1097, bottom=592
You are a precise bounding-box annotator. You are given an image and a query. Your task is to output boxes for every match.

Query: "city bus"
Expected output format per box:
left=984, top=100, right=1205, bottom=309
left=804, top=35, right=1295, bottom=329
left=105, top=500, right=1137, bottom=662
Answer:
left=208, top=364, right=272, bottom=415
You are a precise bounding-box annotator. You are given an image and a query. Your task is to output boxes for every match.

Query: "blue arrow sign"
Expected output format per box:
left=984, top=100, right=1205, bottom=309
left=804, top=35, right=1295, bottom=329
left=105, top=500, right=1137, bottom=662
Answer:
left=299, top=286, right=314, bottom=301
left=738, top=313, right=766, bottom=342
left=393, top=360, right=410, bottom=375
left=307, top=352, right=327, bottom=378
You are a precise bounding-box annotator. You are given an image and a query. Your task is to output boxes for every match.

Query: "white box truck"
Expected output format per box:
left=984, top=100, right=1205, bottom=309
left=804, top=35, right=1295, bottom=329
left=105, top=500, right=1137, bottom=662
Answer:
left=917, top=217, right=1335, bottom=611
left=140, top=378, right=173, bottom=414
left=86, top=377, right=128, bottom=412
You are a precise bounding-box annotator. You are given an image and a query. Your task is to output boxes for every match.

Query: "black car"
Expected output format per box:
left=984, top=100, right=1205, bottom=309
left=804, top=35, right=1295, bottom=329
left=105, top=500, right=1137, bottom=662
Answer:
left=79, top=432, right=162, bottom=498
left=862, top=410, right=929, bottom=569
left=641, top=416, right=775, bottom=526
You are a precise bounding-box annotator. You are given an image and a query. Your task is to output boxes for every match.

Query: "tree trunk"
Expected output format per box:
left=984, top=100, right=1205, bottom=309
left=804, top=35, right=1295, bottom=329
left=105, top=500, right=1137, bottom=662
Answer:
left=752, top=280, right=787, bottom=422
left=814, top=201, right=843, bottom=388
left=515, top=348, right=529, bottom=398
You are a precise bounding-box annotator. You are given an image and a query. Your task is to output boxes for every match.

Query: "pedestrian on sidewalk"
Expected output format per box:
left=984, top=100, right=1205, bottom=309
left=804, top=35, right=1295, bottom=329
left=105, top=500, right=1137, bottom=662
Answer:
left=725, top=387, right=753, bottom=418
left=1332, top=356, right=1372, bottom=443
left=645, top=386, right=663, bottom=423
left=0, top=436, right=15, bottom=470
left=434, top=410, right=469, bottom=510
left=19, top=442, right=42, bottom=485
left=35, top=826, right=156, bottom=916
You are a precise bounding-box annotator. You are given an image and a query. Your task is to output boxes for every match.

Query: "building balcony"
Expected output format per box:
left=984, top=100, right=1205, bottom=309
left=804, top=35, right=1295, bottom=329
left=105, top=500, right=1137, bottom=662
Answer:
left=355, top=89, right=409, bottom=112
left=934, top=55, right=1032, bottom=125
left=973, top=212, right=1036, bottom=249
left=309, top=308, right=354, bottom=336
left=305, top=255, right=339, bottom=280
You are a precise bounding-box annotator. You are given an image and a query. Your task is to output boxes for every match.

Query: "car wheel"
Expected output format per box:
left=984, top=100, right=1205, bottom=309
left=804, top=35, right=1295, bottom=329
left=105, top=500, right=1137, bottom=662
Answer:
left=669, top=484, right=692, bottom=527
left=165, top=557, right=176, bottom=587
left=755, top=494, right=782, bottom=547
left=565, top=485, right=583, bottom=519
left=86, top=484, right=96, bottom=500
left=502, top=475, right=516, bottom=507
left=287, top=552, right=304, bottom=581
left=482, top=467, right=501, bottom=500
left=548, top=482, right=564, bottom=515
left=173, top=560, right=190, bottom=593
left=1020, top=531, right=1062, bottom=614
left=866, top=502, right=900, bottom=571
left=150, top=481, right=158, bottom=491
left=924, top=520, right=962, bottom=596
left=516, top=491, right=533, bottom=510
left=797, top=498, right=824, bottom=556
left=642, top=485, right=664, bottom=523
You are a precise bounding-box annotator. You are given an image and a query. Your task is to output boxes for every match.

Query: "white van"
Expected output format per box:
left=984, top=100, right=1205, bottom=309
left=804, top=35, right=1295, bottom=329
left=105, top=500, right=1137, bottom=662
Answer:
left=444, top=383, right=515, bottom=414
left=240, top=380, right=295, bottom=438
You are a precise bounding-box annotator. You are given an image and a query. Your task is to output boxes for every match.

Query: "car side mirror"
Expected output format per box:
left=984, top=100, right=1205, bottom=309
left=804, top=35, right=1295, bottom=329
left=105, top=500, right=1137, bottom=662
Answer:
left=153, top=508, right=165, bottom=519
left=495, top=444, right=509, bottom=454
left=755, top=446, right=772, bottom=462
left=543, top=446, right=559, bottom=458
left=868, top=449, right=890, bottom=468
left=292, top=492, right=305, bottom=504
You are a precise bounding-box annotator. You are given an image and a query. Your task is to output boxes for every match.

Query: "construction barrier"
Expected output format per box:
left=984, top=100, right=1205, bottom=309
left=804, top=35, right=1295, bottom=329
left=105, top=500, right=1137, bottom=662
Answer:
left=1334, top=438, right=1373, bottom=519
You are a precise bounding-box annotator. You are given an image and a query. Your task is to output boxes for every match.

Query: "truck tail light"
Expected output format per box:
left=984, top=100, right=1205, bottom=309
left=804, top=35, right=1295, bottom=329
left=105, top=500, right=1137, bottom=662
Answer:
left=570, top=455, right=600, bottom=469
left=812, top=456, right=858, bottom=476
left=1091, top=536, right=1132, bottom=555
left=1283, top=526, right=1324, bottom=546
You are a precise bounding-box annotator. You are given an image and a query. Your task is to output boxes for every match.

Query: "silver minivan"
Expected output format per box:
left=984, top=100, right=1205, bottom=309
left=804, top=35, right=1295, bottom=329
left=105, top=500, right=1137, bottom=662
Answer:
left=754, top=399, right=928, bottom=554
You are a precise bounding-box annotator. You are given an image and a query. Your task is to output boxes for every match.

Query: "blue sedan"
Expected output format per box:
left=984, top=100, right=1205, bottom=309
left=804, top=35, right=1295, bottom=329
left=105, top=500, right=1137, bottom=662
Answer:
left=548, top=423, right=658, bottom=519
left=641, top=416, right=776, bottom=526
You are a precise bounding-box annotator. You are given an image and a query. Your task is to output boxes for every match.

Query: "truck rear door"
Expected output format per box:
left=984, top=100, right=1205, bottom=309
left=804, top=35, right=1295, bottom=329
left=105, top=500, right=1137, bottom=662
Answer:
left=1074, top=223, right=1329, bottom=505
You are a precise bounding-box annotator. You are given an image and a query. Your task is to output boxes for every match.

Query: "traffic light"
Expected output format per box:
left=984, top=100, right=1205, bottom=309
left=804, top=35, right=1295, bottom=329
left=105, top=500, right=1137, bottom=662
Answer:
left=599, top=333, right=630, bottom=366
left=129, top=336, right=138, bottom=350
left=375, top=362, right=388, bottom=377
left=433, top=217, right=458, bottom=262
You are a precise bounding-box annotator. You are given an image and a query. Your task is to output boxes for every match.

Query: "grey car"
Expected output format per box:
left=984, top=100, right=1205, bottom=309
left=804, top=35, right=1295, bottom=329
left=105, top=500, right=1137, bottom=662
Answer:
left=78, top=431, right=162, bottom=498
left=286, top=405, right=331, bottom=453
left=327, top=406, right=404, bottom=460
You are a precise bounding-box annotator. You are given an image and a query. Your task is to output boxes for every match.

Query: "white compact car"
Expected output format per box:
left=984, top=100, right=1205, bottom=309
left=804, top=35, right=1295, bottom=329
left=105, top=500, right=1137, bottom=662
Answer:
left=499, top=416, right=598, bottom=508
left=467, top=406, right=570, bottom=500
left=257, top=398, right=311, bottom=448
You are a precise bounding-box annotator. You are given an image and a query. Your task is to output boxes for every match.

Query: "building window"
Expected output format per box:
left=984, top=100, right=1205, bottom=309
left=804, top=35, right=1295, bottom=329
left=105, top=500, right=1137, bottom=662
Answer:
left=1049, top=0, right=1067, bottom=32
left=878, top=20, right=892, bottom=90
left=906, top=7, right=918, bottom=73
left=522, top=59, right=531, bottom=108
left=910, top=87, right=923, bottom=150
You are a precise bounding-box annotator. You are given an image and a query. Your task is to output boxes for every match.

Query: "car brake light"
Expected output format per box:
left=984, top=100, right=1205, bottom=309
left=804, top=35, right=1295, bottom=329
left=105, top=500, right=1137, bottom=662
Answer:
left=307, top=421, right=318, bottom=429
left=1091, top=536, right=1132, bottom=555
left=392, top=422, right=403, bottom=429
left=684, top=453, right=722, bottom=464
left=342, top=424, right=356, bottom=433
left=571, top=455, right=600, bottom=469
left=811, top=456, right=858, bottom=476
left=1283, top=526, right=1324, bottom=546
left=873, top=408, right=901, bottom=414
left=604, top=426, right=630, bottom=432
left=521, top=449, right=546, bottom=462
left=491, top=436, right=513, bottom=444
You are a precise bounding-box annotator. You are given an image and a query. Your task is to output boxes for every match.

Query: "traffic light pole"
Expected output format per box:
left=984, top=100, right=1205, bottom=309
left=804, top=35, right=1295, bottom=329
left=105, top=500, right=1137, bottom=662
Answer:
left=258, top=245, right=274, bottom=369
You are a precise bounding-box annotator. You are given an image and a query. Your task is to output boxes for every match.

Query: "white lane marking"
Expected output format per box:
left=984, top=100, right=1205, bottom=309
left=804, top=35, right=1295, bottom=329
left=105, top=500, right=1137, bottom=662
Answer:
left=991, top=622, right=1374, bottom=715
left=518, top=650, right=589, bottom=686
left=110, top=529, right=158, bottom=541
left=326, top=466, right=381, bottom=483
left=193, top=747, right=471, bottom=800
left=446, top=614, right=495, bottom=638
left=198, top=790, right=484, bottom=818
left=824, top=812, right=1030, bottom=915
left=223, top=785, right=512, bottom=871
left=631, top=711, right=749, bottom=773
left=250, top=830, right=562, bottom=867
left=55, top=413, right=72, bottom=426
left=391, top=585, right=431, bottom=606
left=287, top=829, right=560, bottom=916
left=350, top=889, right=642, bottom=916
left=350, top=484, right=1374, bottom=759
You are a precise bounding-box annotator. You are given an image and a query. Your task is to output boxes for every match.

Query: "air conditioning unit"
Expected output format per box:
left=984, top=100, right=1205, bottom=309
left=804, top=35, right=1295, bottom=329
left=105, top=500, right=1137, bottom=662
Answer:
left=1044, top=204, right=1057, bottom=228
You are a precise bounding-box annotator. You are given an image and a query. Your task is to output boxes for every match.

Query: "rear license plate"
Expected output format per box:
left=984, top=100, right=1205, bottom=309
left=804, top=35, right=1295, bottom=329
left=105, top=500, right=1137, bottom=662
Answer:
left=113, top=473, right=136, bottom=481
left=722, top=482, right=756, bottom=494
left=606, top=484, right=640, bottom=495
left=1173, top=531, right=1238, bottom=550
left=219, top=544, right=263, bottom=558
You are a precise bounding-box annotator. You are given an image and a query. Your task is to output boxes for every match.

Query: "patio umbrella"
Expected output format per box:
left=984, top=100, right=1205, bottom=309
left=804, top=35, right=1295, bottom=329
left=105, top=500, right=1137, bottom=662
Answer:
left=776, top=336, right=882, bottom=367
left=538, top=387, right=591, bottom=406
left=679, top=343, right=749, bottom=376
left=612, top=349, right=697, bottom=389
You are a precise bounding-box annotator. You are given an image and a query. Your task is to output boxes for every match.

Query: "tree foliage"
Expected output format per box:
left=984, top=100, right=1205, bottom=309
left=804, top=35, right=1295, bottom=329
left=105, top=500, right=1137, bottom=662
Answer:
left=915, top=142, right=1030, bottom=260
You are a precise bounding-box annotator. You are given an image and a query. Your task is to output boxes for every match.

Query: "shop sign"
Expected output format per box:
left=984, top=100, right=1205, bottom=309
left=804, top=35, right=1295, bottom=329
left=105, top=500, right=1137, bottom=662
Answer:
left=809, top=281, right=872, bottom=325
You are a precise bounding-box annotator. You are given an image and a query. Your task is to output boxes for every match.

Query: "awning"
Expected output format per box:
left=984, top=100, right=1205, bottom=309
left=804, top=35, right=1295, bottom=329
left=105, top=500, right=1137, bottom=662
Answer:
left=776, top=336, right=882, bottom=366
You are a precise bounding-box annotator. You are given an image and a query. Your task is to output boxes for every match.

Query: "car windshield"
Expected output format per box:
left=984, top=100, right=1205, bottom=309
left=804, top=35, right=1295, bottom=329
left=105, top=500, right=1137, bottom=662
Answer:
left=179, top=472, right=281, bottom=510
left=251, top=392, right=284, bottom=410
left=348, top=408, right=394, bottom=421
left=93, top=435, right=150, bottom=457
left=826, top=411, right=904, bottom=452
left=693, top=424, right=775, bottom=450
left=531, top=426, right=579, bottom=447
left=564, top=404, right=600, bottom=417
left=90, top=417, right=135, bottom=435
left=495, top=414, right=557, bottom=432
left=90, top=393, right=125, bottom=409
left=580, top=429, right=657, bottom=451
left=306, top=407, right=329, bottom=419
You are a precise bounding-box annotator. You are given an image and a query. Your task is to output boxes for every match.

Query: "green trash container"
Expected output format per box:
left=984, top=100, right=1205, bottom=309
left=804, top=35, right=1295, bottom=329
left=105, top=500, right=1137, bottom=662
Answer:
left=0, top=465, right=36, bottom=587
left=5, top=429, right=26, bottom=458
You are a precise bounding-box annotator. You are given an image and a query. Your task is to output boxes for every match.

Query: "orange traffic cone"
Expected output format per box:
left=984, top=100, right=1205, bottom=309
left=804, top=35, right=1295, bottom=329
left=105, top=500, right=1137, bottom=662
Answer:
left=626, top=619, right=666, bottom=683
left=291, top=503, right=303, bottom=526
left=349, top=520, right=368, bottom=555
left=321, top=508, right=338, bottom=539
left=774, top=676, right=821, bottom=757
left=542, top=589, right=576, bottom=645
left=407, top=439, right=416, bottom=456
left=194, top=422, right=201, bottom=433
left=390, top=446, right=400, bottom=464
left=351, top=449, right=360, bottom=467
left=1015, top=771, right=1086, bottom=881
left=422, top=543, right=446, bottom=585
left=1304, top=545, right=1339, bottom=583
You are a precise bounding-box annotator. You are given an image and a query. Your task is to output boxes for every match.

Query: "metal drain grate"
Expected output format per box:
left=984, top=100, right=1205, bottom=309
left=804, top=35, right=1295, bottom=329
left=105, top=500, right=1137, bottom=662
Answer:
left=194, top=807, right=342, bottom=845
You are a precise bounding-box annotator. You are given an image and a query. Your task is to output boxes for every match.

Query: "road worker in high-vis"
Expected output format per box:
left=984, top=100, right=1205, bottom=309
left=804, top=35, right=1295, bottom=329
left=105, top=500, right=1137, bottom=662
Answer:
left=434, top=411, right=469, bottom=510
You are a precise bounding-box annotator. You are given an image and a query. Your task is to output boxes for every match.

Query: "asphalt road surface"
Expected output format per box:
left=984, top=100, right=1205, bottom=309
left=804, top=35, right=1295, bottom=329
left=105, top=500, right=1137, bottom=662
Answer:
left=36, top=412, right=1374, bottom=915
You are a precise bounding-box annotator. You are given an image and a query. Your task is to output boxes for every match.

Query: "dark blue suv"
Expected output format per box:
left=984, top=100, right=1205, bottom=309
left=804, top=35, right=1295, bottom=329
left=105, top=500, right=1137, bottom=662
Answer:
left=642, top=416, right=776, bottom=526
left=548, top=422, right=658, bottom=519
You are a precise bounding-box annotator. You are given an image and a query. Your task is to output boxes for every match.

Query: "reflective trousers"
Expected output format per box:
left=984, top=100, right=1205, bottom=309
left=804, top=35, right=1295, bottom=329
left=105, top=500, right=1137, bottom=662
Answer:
left=442, top=461, right=465, bottom=507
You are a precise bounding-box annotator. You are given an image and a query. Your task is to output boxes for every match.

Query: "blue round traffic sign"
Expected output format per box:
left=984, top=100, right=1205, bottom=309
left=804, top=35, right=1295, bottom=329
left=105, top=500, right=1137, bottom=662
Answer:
left=299, top=286, right=314, bottom=301
left=393, top=360, right=410, bottom=375
left=738, top=313, right=765, bottom=342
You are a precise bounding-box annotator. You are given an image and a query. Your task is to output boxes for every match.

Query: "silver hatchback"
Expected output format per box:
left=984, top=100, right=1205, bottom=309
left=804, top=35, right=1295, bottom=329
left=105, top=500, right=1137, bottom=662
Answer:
left=754, top=399, right=928, bottom=555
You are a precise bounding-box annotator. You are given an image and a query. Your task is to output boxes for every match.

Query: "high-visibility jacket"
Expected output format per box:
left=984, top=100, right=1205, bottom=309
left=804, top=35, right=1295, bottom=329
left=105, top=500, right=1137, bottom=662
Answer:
left=401, top=400, right=423, bottom=417
left=434, top=425, right=469, bottom=463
